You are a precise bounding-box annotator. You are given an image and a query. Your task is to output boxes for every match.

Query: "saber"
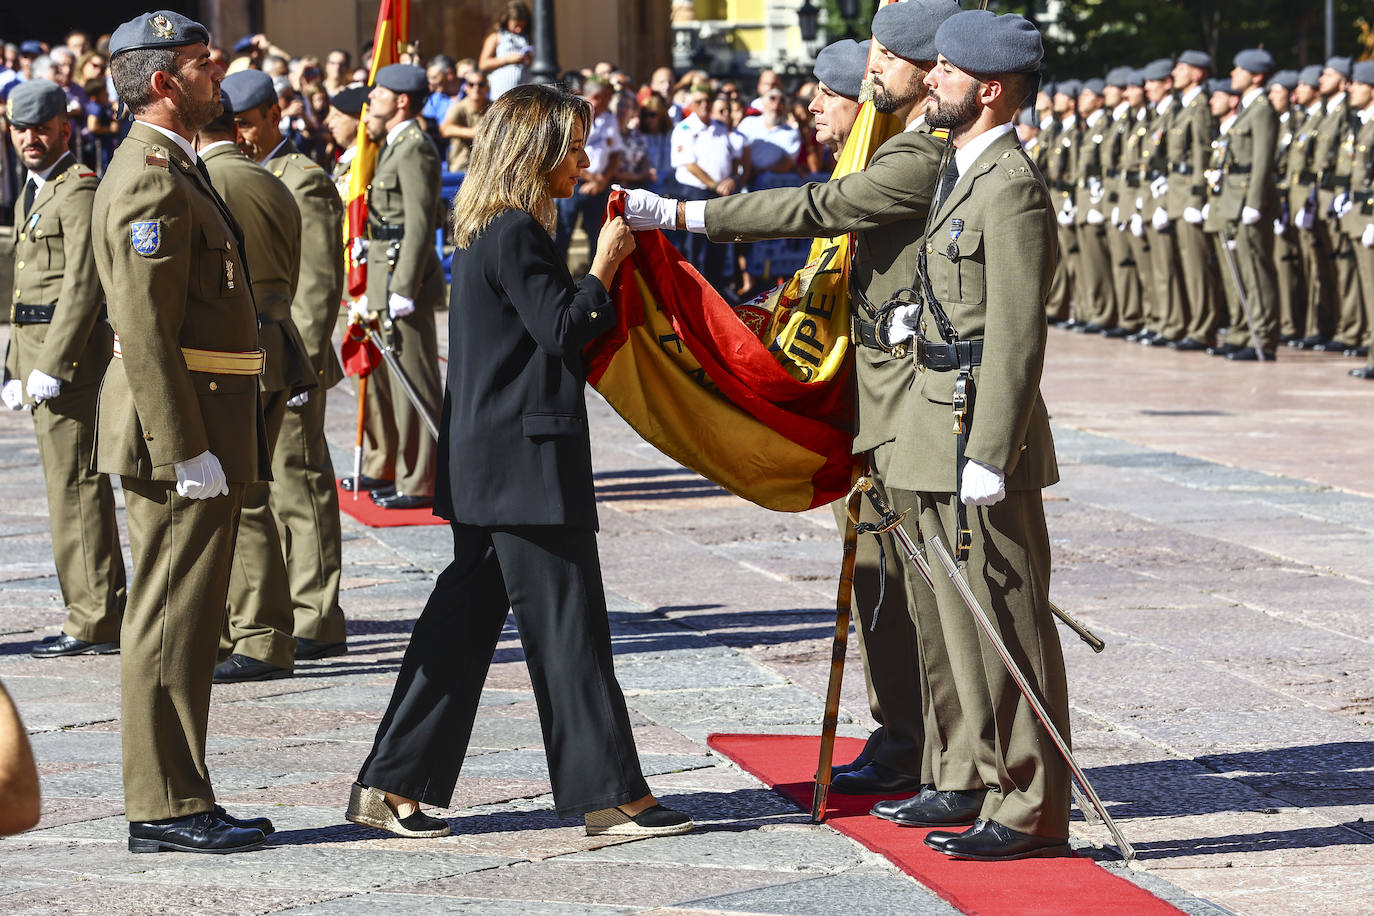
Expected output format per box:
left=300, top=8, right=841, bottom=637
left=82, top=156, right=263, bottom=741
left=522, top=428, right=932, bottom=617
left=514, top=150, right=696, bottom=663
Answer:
left=811, top=475, right=863, bottom=823
left=850, top=477, right=1135, bottom=861
left=352, top=372, right=368, bottom=502
left=371, top=320, right=440, bottom=440
left=1217, top=230, right=1267, bottom=361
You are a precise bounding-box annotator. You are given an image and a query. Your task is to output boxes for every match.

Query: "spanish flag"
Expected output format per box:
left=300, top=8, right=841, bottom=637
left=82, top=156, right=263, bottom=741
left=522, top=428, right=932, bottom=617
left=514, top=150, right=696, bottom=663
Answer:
left=343, top=0, right=409, bottom=298
left=586, top=39, right=901, bottom=513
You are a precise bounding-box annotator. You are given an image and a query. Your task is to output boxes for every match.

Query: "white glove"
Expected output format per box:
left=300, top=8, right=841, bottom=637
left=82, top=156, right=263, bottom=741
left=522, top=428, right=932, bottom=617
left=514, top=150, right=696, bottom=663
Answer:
left=619, top=186, right=678, bottom=231
left=1134, top=196, right=1145, bottom=211
left=1086, top=208, right=1105, bottom=225
left=2, top=379, right=24, bottom=410
left=287, top=391, right=311, bottom=407
left=348, top=294, right=371, bottom=321
left=1296, top=206, right=1316, bottom=230
left=1110, top=206, right=1121, bottom=226
left=1056, top=201, right=1076, bottom=226
left=1183, top=206, right=1204, bottom=225
left=1150, top=176, right=1169, bottom=199
left=1334, top=192, right=1353, bottom=218
left=174, top=449, right=229, bottom=500
left=1151, top=207, right=1171, bottom=230
left=1362, top=224, right=1374, bottom=248
left=884, top=303, right=919, bottom=345
left=1241, top=206, right=1262, bottom=226
left=25, top=369, right=61, bottom=404
left=960, top=459, right=1006, bottom=507
left=1273, top=217, right=1286, bottom=236
left=1203, top=169, right=1221, bottom=187
left=388, top=293, right=415, bottom=319
left=1129, top=213, right=1144, bottom=237
left=1201, top=203, right=1210, bottom=222
left=1088, top=178, right=1104, bottom=205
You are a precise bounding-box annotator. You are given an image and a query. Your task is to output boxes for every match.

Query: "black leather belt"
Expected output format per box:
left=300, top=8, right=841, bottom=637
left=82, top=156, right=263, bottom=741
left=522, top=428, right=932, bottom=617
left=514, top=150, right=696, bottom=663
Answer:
left=1298, top=170, right=1318, bottom=185
left=1124, top=173, right=1141, bottom=188
left=1105, top=169, right=1122, bottom=179
left=12, top=303, right=55, bottom=324
left=370, top=224, right=404, bottom=241
left=854, top=316, right=884, bottom=351
left=916, top=338, right=983, bottom=371
left=1228, top=164, right=1252, bottom=175
left=1172, top=163, right=1195, bottom=175
left=1322, top=173, right=1351, bottom=191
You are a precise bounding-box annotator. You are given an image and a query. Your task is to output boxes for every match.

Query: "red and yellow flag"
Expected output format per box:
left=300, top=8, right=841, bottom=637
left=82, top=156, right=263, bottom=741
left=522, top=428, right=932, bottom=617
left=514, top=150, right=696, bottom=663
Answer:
left=344, top=0, right=410, bottom=298
left=585, top=34, right=902, bottom=512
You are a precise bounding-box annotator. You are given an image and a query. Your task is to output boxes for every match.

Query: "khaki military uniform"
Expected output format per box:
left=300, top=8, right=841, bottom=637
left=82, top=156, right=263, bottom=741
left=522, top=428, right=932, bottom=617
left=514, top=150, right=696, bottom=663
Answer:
left=1341, top=113, right=1374, bottom=365
left=706, top=126, right=945, bottom=780
left=1043, top=117, right=1078, bottom=322
left=1142, top=97, right=1187, bottom=340
left=1273, top=108, right=1309, bottom=339
left=1205, top=91, right=1280, bottom=352
left=365, top=119, right=445, bottom=500
left=266, top=141, right=347, bottom=646
left=1101, top=103, right=1143, bottom=332
left=1319, top=99, right=1367, bottom=347
left=6, top=153, right=126, bottom=644
left=203, top=142, right=314, bottom=670
left=1119, top=106, right=1157, bottom=331
left=1165, top=86, right=1222, bottom=345
left=894, top=127, right=1067, bottom=837
left=1071, top=109, right=1117, bottom=329
left=1287, top=102, right=1333, bottom=341
left=91, top=122, right=270, bottom=822
left=334, top=152, right=398, bottom=482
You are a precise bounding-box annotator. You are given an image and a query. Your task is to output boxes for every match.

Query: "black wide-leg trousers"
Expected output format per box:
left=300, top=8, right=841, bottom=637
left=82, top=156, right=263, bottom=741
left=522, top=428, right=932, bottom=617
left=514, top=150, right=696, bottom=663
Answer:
left=358, top=521, right=650, bottom=818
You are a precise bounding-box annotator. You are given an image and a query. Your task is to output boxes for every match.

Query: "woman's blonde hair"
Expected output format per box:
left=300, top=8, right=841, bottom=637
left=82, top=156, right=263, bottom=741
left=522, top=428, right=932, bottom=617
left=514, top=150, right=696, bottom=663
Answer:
left=451, top=83, right=590, bottom=249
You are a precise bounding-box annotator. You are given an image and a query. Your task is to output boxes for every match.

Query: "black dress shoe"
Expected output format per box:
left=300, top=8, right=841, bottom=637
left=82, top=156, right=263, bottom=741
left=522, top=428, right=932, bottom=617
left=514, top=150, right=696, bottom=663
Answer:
left=213, top=805, right=275, bottom=835
left=1169, top=337, right=1209, bottom=351
left=1145, top=334, right=1173, bottom=346
left=128, top=812, right=265, bottom=854
left=830, top=762, right=925, bottom=796
left=1101, top=326, right=1131, bottom=338
left=1206, top=342, right=1239, bottom=356
left=824, top=753, right=868, bottom=778
left=1296, top=334, right=1329, bottom=350
left=371, top=492, right=433, bottom=510
left=1351, top=366, right=1374, bottom=379
left=1072, top=322, right=1103, bottom=334
left=213, top=654, right=292, bottom=684
left=1226, top=346, right=1275, bottom=361
left=930, top=818, right=1070, bottom=861
left=1311, top=338, right=1354, bottom=352
left=1344, top=345, right=1369, bottom=358
left=294, top=637, right=348, bottom=660
left=30, top=633, right=119, bottom=658
left=340, top=474, right=393, bottom=492
left=870, top=786, right=985, bottom=827
left=1280, top=333, right=1300, bottom=344
left=924, top=818, right=985, bottom=851
left=1125, top=329, right=1156, bottom=343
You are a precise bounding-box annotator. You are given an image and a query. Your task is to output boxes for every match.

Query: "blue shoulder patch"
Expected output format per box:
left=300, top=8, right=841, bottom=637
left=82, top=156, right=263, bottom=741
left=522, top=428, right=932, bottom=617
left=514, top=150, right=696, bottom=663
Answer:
left=131, top=220, right=161, bottom=256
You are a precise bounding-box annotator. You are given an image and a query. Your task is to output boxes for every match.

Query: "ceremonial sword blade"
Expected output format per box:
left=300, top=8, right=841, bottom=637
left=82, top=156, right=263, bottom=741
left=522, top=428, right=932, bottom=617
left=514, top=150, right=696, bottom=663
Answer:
left=1218, top=230, right=1268, bottom=361
left=373, top=327, right=441, bottom=440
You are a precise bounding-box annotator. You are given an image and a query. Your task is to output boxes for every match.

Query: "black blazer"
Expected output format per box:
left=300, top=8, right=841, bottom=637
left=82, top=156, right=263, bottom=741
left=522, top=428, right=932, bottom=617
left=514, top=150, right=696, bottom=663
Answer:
left=435, top=208, right=616, bottom=528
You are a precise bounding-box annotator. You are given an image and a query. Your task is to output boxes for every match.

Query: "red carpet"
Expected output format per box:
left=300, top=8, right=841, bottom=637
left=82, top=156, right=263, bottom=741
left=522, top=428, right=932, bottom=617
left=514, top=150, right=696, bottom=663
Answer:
left=707, top=734, right=1180, bottom=916
left=335, top=480, right=445, bottom=527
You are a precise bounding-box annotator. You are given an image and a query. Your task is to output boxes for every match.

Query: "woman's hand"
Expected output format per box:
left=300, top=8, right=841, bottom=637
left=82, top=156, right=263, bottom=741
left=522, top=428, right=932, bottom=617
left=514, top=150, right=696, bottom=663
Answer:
left=590, top=216, right=636, bottom=288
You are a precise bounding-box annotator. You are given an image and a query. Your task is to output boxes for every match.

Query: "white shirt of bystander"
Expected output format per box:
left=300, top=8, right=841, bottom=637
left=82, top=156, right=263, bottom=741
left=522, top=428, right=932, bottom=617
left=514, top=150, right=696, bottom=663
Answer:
left=671, top=112, right=742, bottom=190
left=585, top=108, right=626, bottom=177
left=736, top=114, right=800, bottom=173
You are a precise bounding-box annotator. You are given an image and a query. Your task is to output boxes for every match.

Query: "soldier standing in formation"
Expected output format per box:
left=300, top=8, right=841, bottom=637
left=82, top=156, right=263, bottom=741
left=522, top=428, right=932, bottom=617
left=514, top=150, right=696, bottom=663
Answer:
left=1343, top=62, right=1374, bottom=379
left=94, top=10, right=274, bottom=854
left=4, top=79, right=127, bottom=659
left=361, top=63, right=446, bottom=511
left=224, top=68, right=349, bottom=661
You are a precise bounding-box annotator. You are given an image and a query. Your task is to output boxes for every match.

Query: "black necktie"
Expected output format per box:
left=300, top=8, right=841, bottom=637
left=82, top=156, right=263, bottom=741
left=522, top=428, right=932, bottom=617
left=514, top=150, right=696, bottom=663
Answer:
left=21, top=178, right=36, bottom=220
left=937, top=155, right=959, bottom=211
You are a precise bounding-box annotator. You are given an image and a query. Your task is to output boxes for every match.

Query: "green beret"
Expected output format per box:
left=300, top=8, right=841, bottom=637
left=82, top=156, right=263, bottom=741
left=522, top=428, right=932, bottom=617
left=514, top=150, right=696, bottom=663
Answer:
left=109, top=10, right=210, bottom=58
left=7, top=78, right=67, bottom=128
left=934, top=10, right=1044, bottom=76
left=871, top=0, right=960, bottom=65
left=373, top=63, right=426, bottom=95
left=221, top=69, right=276, bottom=113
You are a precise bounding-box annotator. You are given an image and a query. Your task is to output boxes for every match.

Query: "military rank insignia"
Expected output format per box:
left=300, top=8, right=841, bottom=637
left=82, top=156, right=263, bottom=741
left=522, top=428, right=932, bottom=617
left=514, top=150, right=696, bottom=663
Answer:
left=150, top=15, right=175, bottom=38
left=131, top=220, right=161, bottom=256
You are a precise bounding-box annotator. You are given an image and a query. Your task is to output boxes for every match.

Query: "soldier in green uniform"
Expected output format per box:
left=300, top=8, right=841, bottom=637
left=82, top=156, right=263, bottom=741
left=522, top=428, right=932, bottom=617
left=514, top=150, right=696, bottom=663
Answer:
left=364, top=63, right=445, bottom=511
left=1201, top=79, right=1242, bottom=326
left=1140, top=58, right=1188, bottom=346
left=1120, top=69, right=1159, bottom=340
left=3, top=79, right=126, bottom=658
left=1312, top=58, right=1364, bottom=353
left=1340, top=62, right=1374, bottom=376
left=224, top=68, right=348, bottom=659
left=1206, top=50, right=1281, bottom=360
left=1287, top=66, right=1332, bottom=349
left=1069, top=78, right=1117, bottom=334
left=1099, top=67, right=1143, bottom=337
left=1044, top=80, right=1079, bottom=325
left=198, top=96, right=315, bottom=682
left=1163, top=51, right=1221, bottom=351
left=622, top=0, right=955, bottom=794
left=328, top=85, right=400, bottom=493
left=95, top=10, right=274, bottom=853
left=885, top=8, right=1071, bottom=860
left=1269, top=70, right=1308, bottom=343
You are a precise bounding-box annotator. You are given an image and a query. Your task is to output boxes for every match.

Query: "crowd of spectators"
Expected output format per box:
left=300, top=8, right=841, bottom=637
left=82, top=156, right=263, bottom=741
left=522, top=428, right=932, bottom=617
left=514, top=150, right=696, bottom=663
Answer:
left=0, top=15, right=835, bottom=298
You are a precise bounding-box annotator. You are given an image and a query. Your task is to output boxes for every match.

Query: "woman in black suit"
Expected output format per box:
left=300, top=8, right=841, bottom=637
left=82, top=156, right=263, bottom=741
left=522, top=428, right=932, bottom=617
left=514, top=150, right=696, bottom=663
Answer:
left=347, top=84, right=691, bottom=839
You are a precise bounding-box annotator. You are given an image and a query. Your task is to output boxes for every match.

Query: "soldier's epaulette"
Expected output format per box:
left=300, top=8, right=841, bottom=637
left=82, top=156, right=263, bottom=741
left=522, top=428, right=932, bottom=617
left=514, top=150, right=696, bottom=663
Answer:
left=144, top=145, right=170, bottom=169
left=995, top=147, right=1036, bottom=179
left=78, top=170, right=97, bottom=178
left=272, top=153, right=323, bottom=178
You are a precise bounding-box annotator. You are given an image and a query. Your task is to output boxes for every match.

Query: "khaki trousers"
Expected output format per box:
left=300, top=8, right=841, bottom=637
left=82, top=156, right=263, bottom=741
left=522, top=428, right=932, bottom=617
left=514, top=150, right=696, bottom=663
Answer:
left=271, top=387, right=347, bottom=644
left=1331, top=227, right=1367, bottom=346
left=1126, top=225, right=1154, bottom=331
left=885, top=485, right=1070, bottom=838
left=1074, top=223, right=1117, bottom=328
left=1177, top=219, right=1221, bottom=345
left=1106, top=223, right=1142, bottom=332
left=32, top=380, right=126, bottom=643
left=119, top=478, right=243, bottom=821
left=1274, top=223, right=1306, bottom=339
left=1299, top=223, right=1338, bottom=340
left=1220, top=222, right=1280, bottom=353
left=1148, top=223, right=1189, bottom=340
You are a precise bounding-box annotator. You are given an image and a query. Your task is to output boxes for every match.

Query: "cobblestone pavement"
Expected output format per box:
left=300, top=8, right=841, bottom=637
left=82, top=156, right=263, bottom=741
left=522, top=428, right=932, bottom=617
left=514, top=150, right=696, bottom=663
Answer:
left=0, top=323, right=1371, bottom=915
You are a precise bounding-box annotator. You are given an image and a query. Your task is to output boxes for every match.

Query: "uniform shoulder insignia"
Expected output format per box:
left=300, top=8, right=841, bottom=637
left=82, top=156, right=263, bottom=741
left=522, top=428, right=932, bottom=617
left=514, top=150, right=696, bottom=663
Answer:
left=130, top=219, right=162, bottom=256
left=930, top=128, right=950, bottom=140
left=145, top=145, right=169, bottom=169
left=78, top=170, right=97, bottom=178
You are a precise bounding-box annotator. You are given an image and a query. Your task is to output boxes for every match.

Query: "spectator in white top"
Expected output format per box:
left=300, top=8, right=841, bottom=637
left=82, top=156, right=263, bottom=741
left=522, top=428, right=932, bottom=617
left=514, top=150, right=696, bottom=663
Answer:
left=668, top=85, right=744, bottom=292
left=555, top=77, right=625, bottom=259
left=737, top=88, right=801, bottom=190
left=748, top=68, right=782, bottom=112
